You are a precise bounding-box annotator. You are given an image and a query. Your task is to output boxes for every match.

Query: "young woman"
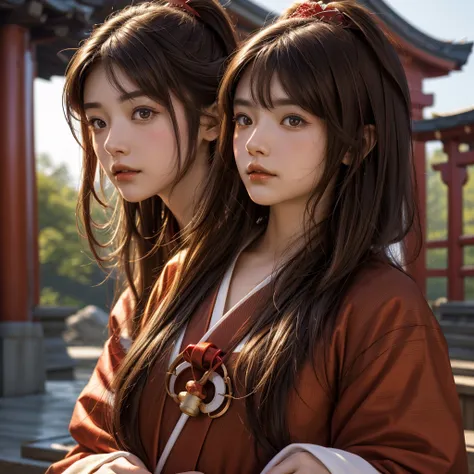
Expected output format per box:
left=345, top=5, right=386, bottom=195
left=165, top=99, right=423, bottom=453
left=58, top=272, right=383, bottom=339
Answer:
left=51, top=1, right=468, bottom=473
left=45, top=1, right=237, bottom=473
left=62, top=0, right=237, bottom=338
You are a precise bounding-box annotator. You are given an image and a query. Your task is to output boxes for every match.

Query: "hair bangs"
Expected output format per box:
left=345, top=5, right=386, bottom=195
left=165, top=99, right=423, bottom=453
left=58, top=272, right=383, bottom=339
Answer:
left=100, top=26, right=176, bottom=110
left=239, top=22, right=352, bottom=123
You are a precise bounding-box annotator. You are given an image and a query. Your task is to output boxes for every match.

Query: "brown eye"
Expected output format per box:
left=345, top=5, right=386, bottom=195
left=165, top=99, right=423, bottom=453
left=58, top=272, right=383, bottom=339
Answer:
left=283, top=115, right=304, bottom=127
left=132, top=108, right=155, bottom=121
left=234, top=114, right=252, bottom=126
left=89, top=118, right=107, bottom=130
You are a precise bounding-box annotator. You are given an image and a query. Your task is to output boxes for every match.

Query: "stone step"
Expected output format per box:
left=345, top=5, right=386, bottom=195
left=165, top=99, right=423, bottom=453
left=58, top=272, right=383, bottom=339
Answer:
left=439, top=302, right=474, bottom=323
left=35, top=306, right=79, bottom=381
left=445, top=333, right=474, bottom=349
left=452, top=360, right=474, bottom=377
left=0, top=454, right=50, bottom=474
left=67, top=346, right=102, bottom=369
left=465, top=430, right=474, bottom=473
left=441, top=321, right=474, bottom=335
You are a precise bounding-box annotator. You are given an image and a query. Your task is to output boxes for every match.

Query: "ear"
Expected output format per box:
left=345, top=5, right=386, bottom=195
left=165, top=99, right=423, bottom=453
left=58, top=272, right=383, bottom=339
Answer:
left=199, top=102, right=220, bottom=143
left=342, top=124, right=377, bottom=165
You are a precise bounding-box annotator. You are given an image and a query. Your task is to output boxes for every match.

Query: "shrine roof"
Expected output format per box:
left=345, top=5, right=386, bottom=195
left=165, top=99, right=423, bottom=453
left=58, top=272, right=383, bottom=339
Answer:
left=359, top=0, right=472, bottom=70
left=413, top=108, right=474, bottom=141
left=2, top=0, right=471, bottom=78
left=0, top=0, right=276, bottom=79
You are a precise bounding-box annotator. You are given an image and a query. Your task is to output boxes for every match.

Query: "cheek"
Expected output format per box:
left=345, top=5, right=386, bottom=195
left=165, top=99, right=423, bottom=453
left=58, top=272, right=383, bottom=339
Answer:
left=91, top=136, right=109, bottom=168
left=233, top=131, right=248, bottom=164
left=144, top=121, right=179, bottom=162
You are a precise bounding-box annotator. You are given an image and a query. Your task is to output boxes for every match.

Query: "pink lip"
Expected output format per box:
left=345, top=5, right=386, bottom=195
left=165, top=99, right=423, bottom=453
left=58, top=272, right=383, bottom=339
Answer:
left=246, top=163, right=276, bottom=183
left=248, top=172, right=275, bottom=183
left=114, top=170, right=141, bottom=182
left=110, top=163, right=141, bottom=182
left=111, top=163, right=141, bottom=175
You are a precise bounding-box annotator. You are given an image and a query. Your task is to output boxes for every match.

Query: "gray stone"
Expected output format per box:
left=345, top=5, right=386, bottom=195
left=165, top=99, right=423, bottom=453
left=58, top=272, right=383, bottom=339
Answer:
left=438, top=301, right=474, bottom=360
left=35, top=307, right=78, bottom=381
left=64, top=305, right=109, bottom=347
left=439, top=301, right=474, bottom=322
left=0, top=322, right=45, bottom=397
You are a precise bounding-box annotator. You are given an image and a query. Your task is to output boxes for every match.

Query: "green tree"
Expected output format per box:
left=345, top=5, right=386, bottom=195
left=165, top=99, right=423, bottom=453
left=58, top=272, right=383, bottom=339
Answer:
left=464, top=163, right=474, bottom=299
left=426, top=148, right=448, bottom=301
left=37, top=154, right=115, bottom=308
left=426, top=148, right=474, bottom=301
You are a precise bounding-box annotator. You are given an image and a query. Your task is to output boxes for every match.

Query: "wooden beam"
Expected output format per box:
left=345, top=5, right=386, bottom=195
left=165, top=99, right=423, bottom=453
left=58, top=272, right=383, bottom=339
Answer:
left=461, top=267, right=474, bottom=278
left=426, top=239, right=448, bottom=249
left=456, top=151, right=474, bottom=168
left=460, top=236, right=474, bottom=247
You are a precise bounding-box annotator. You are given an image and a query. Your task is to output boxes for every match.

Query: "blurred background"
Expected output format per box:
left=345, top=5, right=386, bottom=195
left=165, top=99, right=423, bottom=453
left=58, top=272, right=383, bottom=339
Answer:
left=34, top=0, right=474, bottom=309
left=1, top=0, right=474, bottom=472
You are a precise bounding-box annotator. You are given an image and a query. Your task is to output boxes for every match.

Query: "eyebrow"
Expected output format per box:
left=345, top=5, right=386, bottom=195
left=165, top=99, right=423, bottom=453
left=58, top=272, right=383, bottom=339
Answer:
left=233, top=97, right=299, bottom=108
left=83, top=90, right=148, bottom=110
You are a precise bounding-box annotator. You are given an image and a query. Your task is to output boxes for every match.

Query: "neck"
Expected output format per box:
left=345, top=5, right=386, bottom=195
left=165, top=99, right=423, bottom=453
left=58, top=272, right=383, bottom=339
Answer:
left=255, top=191, right=332, bottom=262
left=161, top=145, right=209, bottom=235
left=256, top=199, right=307, bottom=262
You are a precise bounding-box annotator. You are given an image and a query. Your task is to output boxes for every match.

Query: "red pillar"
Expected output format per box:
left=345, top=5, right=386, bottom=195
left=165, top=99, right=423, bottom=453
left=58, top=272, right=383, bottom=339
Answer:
left=444, top=141, right=466, bottom=300
left=402, top=63, right=431, bottom=296
left=0, top=25, right=34, bottom=321
left=25, top=44, right=40, bottom=308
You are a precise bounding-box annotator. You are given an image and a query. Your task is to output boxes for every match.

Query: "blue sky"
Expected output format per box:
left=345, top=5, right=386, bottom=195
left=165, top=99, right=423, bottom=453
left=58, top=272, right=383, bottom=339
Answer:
left=34, top=0, right=474, bottom=186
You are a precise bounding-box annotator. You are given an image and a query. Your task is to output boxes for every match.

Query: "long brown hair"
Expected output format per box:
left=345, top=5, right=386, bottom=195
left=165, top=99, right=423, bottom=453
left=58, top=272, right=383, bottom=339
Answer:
left=113, top=0, right=420, bottom=459
left=63, top=0, right=238, bottom=335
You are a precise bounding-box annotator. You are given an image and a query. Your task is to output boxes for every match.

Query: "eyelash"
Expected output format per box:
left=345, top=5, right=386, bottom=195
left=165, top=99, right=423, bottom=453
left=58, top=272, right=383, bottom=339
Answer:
left=233, top=113, right=252, bottom=127
left=282, top=115, right=307, bottom=128
left=131, top=107, right=157, bottom=121
left=88, top=118, right=106, bottom=130
left=233, top=113, right=307, bottom=128
left=87, top=107, right=157, bottom=131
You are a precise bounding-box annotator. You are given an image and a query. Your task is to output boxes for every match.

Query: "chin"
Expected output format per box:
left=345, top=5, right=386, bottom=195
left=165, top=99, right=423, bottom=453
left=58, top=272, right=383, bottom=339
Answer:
left=246, top=190, right=280, bottom=207
left=118, top=190, right=157, bottom=203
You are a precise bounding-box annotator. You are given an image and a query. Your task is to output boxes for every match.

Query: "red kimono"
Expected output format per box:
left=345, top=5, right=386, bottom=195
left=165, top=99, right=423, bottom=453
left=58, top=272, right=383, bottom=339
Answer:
left=46, top=255, right=468, bottom=474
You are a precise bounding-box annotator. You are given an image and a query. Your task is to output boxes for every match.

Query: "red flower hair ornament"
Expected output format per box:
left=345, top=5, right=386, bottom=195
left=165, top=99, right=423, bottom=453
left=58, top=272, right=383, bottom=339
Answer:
left=167, top=0, right=201, bottom=18
left=288, top=1, right=349, bottom=27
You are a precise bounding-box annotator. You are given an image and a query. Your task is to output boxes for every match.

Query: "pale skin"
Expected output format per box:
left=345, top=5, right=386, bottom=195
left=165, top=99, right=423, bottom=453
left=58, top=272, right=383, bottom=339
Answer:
left=178, top=73, right=374, bottom=473
left=93, top=71, right=375, bottom=474
left=82, top=65, right=218, bottom=474
left=83, top=64, right=219, bottom=231
left=220, top=71, right=332, bottom=474
left=226, top=71, right=331, bottom=313
left=102, top=72, right=339, bottom=474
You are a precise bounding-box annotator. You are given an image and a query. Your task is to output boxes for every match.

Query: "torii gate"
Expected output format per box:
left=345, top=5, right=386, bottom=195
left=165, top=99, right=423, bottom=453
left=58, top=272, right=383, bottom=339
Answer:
left=413, top=109, right=474, bottom=301
left=0, top=0, right=471, bottom=397
left=358, top=0, right=473, bottom=295
left=0, top=0, right=275, bottom=398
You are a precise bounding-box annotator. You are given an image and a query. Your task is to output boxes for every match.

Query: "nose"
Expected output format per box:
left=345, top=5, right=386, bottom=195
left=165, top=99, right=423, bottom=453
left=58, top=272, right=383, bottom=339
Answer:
left=245, top=128, right=270, bottom=158
left=103, top=124, right=130, bottom=158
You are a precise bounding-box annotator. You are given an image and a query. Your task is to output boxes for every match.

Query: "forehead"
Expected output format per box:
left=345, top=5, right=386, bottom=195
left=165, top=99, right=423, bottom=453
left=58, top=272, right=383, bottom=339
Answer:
left=234, top=69, right=287, bottom=101
left=83, top=63, right=137, bottom=101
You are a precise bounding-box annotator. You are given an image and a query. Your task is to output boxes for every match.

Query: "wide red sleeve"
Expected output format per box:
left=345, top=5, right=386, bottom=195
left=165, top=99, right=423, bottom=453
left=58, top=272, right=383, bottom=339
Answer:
left=45, top=253, right=183, bottom=473
left=45, top=290, right=135, bottom=473
left=328, top=266, right=468, bottom=473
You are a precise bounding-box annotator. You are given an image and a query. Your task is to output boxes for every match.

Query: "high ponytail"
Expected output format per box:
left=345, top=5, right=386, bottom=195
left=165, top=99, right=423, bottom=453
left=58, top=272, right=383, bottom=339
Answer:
left=64, top=0, right=239, bottom=348
left=188, top=0, right=239, bottom=57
